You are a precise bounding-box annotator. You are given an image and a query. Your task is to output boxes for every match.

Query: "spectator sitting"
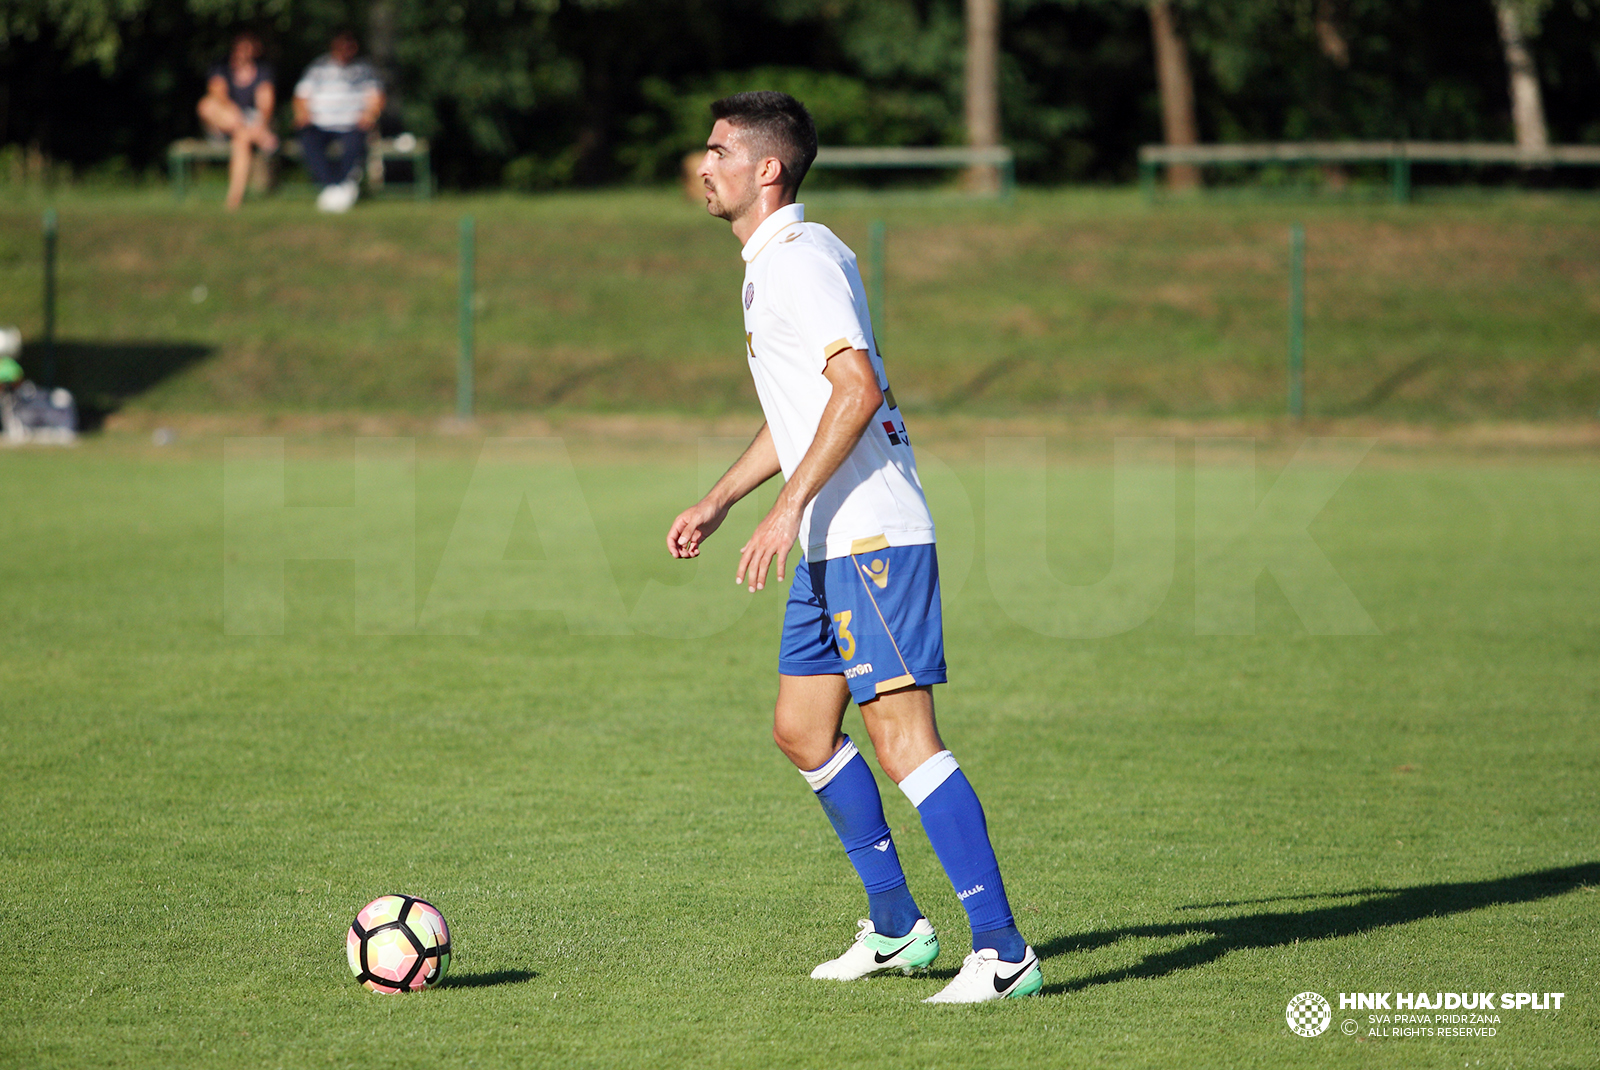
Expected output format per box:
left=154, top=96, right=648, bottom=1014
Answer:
left=196, top=31, right=279, bottom=211
left=294, top=31, right=385, bottom=214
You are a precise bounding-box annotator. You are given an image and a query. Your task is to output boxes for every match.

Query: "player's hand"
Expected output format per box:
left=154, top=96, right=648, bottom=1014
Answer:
left=736, top=501, right=801, bottom=592
left=667, top=498, right=729, bottom=559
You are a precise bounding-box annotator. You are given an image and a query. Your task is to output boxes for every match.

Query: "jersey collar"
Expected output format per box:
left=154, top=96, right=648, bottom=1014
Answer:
left=741, top=203, right=806, bottom=263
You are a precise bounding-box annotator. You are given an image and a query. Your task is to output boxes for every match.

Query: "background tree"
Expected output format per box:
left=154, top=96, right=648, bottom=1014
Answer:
left=1493, top=0, right=1550, bottom=151
left=3, top=0, right=1598, bottom=188
left=964, top=0, right=1002, bottom=192
left=1147, top=0, right=1198, bottom=189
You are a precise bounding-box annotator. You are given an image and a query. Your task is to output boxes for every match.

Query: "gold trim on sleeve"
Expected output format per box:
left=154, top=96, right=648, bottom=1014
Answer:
left=850, top=534, right=891, bottom=555
left=823, top=338, right=854, bottom=361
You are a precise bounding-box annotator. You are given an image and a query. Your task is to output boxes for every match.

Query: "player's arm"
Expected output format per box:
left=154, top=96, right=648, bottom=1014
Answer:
left=735, top=348, right=882, bottom=592
left=666, top=422, right=782, bottom=560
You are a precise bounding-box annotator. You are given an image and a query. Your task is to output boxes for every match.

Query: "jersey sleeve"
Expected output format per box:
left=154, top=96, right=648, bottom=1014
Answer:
left=775, top=245, right=870, bottom=372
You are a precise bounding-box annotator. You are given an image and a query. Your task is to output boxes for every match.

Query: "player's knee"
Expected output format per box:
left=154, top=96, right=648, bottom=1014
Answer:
left=771, top=719, right=805, bottom=763
left=771, top=716, right=829, bottom=771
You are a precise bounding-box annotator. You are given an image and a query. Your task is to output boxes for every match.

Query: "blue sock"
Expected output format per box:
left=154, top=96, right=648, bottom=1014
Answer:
left=801, top=737, right=923, bottom=939
left=900, top=751, right=1027, bottom=962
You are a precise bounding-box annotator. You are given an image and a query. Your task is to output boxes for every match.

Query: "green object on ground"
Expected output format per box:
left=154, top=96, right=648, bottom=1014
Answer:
left=1, top=435, right=1596, bottom=1067
left=0, top=356, right=21, bottom=383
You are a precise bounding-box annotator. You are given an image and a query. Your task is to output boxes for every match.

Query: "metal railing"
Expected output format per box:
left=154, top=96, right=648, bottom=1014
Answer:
left=1138, top=141, right=1600, bottom=202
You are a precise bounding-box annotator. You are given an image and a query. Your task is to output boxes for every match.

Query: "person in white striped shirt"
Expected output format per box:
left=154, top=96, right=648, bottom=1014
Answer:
left=293, top=31, right=385, bottom=213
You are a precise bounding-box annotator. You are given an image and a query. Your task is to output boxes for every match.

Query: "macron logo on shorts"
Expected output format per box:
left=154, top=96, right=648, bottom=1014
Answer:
left=864, top=558, right=889, bottom=589
left=844, top=662, right=874, bottom=680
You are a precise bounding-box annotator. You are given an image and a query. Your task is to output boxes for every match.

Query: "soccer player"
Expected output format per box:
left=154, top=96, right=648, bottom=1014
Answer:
left=666, top=91, right=1041, bottom=1004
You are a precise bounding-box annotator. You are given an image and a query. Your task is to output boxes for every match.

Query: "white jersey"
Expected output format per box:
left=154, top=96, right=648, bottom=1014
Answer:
left=739, top=203, right=935, bottom=561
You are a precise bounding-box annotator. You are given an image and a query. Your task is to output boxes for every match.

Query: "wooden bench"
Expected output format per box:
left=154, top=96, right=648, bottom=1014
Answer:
left=168, top=135, right=433, bottom=200
left=811, top=145, right=1016, bottom=197
left=1138, top=141, right=1600, bottom=203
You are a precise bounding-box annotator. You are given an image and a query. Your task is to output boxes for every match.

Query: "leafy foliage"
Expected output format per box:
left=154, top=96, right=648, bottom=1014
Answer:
left=2, top=0, right=1598, bottom=186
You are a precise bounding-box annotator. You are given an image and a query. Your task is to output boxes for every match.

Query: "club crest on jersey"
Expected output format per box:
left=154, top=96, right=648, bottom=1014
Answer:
left=866, top=558, right=889, bottom=589
left=744, top=282, right=755, bottom=309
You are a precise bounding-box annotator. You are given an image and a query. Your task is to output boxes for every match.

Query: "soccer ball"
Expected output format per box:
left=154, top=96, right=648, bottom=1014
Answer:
left=346, top=894, right=452, bottom=993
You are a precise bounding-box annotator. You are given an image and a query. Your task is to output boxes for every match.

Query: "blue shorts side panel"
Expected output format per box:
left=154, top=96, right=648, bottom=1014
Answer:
left=778, top=543, right=947, bottom=704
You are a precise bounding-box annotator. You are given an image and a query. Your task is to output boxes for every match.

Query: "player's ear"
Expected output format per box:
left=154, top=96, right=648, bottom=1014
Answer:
left=758, top=155, right=785, bottom=188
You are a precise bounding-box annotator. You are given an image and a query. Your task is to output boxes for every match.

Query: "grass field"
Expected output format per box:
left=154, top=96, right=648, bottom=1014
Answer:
left=1, top=187, right=1598, bottom=421
left=2, top=428, right=1596, bottom=1068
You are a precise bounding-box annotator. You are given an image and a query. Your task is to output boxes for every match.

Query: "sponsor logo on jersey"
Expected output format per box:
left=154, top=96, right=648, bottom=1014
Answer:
left=744, top=282, right=755, bottom=309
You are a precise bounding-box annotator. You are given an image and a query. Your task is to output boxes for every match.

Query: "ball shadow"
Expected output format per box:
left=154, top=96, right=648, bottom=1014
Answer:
left=437, top=968, right=539, bottom=990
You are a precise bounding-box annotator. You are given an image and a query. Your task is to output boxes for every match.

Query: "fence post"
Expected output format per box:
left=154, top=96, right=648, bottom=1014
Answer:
left=1288, top=222, right=1305, bottom=421
left=1389, top=155, right=1411, bottom=204
left=41, top=208, right=58, bottom=391
left=458, top=216, right=475, bottom=420
left=869, top=218, right=886, bottom=338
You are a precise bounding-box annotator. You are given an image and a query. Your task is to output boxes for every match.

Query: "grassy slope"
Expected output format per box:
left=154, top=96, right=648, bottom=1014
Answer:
left=1, top=435, right=1596, bottom=1068
left=0, top=187, right=1597, bottom=420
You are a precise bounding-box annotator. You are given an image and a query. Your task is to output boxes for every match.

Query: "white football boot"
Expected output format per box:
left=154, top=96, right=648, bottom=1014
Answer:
left=922, top=945, right=1043, bottom=1003
left=811, top=918, right=940, bottom=980
left=315, top=184, right=340, bottom=212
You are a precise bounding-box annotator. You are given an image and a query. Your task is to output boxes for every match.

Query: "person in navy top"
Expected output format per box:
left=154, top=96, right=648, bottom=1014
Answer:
left=196, top=31, right=278, bottom=211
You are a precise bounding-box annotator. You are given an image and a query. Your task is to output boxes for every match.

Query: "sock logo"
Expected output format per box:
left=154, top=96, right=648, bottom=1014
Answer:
left=957, top=883, right=985, bottom=900
left=873, top=838, right=891, bottom=852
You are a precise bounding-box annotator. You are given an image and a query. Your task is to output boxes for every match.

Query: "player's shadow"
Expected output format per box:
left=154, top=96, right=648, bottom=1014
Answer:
left=1035, top=862, right=1598, bottom=996
left=437, top=968, right=538, bottom=989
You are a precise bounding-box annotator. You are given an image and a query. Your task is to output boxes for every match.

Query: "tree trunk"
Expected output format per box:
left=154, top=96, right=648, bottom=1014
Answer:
left=963, top=0, right=1001, bottom=194
left=369, top=1, right=399, bottom=117
left=1494, top=1, right=1549, bottom=153
left=1148, top=1, right=1199, bottom=191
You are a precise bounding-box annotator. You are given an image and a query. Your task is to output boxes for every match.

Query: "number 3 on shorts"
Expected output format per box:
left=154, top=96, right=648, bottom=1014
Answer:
left=832, top=610, right=855, bottom=661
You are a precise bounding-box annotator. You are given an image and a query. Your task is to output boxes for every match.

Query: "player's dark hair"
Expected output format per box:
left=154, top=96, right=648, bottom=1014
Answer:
left=709, top=91, right=818, bottom=195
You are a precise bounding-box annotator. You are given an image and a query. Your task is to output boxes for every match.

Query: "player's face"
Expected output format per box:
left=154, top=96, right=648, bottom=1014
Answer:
left=700, top=119, right=759, bottom=223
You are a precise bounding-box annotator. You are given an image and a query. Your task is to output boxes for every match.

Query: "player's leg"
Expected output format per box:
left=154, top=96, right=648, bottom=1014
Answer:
left=776, top=557, right=935, bottom=979
left=861, top=686, right=1042, bottom=1002
left=776, top=674, right=921, bottom=936
left=832, top=542, right=1040, bottom=1001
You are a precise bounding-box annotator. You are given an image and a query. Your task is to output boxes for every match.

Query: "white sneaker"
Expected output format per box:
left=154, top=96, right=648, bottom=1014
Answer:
left=315, top=185, right=340, bottom=212
left=811, top=918, right=940, bottom=981
left=922, top=945, right=1043, bottom=1003
left=338, top=178, right=360, bottom=210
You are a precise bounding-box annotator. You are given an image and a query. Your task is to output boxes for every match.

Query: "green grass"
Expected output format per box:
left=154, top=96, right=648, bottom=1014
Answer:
left=1, top=186, right=1598, bottom=420
left=2, top=431, right=1596, bottom=1067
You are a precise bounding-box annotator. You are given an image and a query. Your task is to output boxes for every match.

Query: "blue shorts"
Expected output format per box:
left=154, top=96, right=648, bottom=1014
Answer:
left=779, top=540, right=948, bottom=705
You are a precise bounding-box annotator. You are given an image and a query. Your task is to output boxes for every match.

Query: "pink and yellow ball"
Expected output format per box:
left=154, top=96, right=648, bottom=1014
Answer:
left=346, top=894, right=451, bottom=993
